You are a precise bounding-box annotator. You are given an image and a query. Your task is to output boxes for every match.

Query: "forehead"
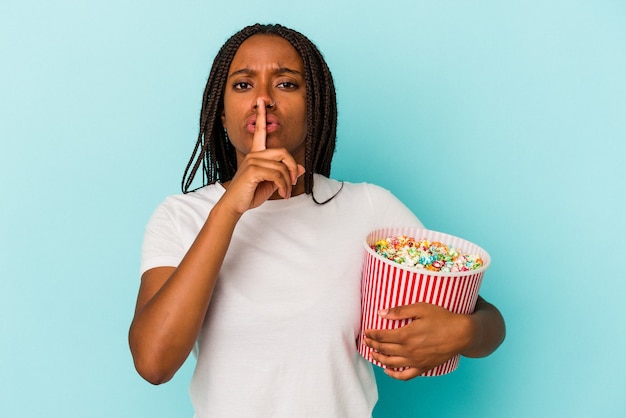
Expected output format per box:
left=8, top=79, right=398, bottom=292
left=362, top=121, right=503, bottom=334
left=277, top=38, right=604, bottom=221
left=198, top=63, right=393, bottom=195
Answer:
left=229, top=34, right=304, bottom=71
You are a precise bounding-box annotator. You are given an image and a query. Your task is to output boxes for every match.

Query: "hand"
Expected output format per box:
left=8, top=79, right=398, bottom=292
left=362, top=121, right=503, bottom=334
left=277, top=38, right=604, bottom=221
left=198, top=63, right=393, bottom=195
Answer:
left=220, top=98, right=305, bottom=215
left=363, top=303, right=473, bottom=380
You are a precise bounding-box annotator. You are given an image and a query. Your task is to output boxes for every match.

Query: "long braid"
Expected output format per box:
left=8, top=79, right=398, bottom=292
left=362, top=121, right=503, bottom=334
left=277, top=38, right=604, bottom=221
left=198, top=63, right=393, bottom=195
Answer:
left=182, top=24, right=340, bottom=202
left=182, top=35, right=242, bottom=192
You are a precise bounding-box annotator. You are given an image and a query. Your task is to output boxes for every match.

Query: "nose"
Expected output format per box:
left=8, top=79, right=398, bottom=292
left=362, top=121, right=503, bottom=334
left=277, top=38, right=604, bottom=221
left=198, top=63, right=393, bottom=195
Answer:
left=253, top=97, right=276, bottom=110
left=252, top=84, right=276, bottom=110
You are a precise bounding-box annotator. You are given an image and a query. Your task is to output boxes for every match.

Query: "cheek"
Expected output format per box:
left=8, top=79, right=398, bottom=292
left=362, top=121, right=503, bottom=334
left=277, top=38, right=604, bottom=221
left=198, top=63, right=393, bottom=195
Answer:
left=296, top=98, right=307, bottom=130
left=221, top=111, right=236, bottom=136
left=300, top=111, right=308, bottom=138
left=221, top=103, right=232, bottom=128
left=221, top=95, right=235, bottom=129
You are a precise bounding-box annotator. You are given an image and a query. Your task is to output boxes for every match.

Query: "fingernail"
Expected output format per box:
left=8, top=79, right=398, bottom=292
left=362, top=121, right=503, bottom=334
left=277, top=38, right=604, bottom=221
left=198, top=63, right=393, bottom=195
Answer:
left=379, top=309, right=388, bottom=316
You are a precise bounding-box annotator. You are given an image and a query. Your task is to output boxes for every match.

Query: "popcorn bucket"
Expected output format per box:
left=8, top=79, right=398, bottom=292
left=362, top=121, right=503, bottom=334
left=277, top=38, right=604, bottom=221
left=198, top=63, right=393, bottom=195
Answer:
left=359, top=227, right=491, bottom=376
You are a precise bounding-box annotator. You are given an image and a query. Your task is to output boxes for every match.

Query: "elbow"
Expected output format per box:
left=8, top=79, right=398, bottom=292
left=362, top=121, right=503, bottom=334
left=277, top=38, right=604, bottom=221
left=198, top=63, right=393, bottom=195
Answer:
left=461, top=301, right=506, bottom=358
left=129, top=331, right=176, bottom=385
left=489, top=306, right=507, bottom=352
left=141, top=375, right=171, bottom=386
left=133, top=357, right=175, bottom=385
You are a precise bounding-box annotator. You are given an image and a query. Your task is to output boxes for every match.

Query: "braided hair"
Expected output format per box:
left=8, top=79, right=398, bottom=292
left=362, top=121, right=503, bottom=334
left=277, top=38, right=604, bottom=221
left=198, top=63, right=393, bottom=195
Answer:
left=182, top=23, right=338, bottom=200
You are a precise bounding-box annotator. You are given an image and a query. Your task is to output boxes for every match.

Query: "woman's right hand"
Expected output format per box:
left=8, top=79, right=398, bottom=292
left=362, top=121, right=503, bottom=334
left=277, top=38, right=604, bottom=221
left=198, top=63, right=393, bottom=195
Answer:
left=219, top=98, right=305, bottom=215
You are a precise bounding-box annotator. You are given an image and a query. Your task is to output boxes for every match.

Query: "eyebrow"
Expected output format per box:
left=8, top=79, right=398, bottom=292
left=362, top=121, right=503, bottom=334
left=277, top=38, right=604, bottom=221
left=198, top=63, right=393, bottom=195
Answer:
left=228, top=67, right=303, bottom=78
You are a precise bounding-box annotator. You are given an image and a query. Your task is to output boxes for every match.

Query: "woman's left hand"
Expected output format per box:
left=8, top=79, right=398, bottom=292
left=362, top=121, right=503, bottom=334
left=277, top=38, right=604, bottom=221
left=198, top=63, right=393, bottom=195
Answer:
left=363, top=303, right=473, bottom=380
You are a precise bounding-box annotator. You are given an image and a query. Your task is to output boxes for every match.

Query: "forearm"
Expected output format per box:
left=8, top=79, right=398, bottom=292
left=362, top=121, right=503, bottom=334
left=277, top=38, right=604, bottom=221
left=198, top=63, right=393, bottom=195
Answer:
left=129, top=202, right=241, bottom=383
left=459, top=296, right=506, bottom=358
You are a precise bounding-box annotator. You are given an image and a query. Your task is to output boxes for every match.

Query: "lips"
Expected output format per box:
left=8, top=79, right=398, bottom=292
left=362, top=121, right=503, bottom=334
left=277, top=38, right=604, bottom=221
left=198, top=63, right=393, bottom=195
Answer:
left=245, top=114, right=280, bottom=134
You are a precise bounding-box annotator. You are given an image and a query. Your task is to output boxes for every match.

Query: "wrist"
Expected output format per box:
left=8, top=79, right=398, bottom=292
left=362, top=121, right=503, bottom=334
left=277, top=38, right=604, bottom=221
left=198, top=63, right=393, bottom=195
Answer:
left=211, top=198, right=244, bottom=224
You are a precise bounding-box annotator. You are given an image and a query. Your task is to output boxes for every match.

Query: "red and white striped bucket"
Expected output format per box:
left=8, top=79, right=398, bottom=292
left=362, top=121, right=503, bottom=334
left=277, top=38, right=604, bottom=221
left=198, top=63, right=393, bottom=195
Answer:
left=359, top=227, right=491, bottom=376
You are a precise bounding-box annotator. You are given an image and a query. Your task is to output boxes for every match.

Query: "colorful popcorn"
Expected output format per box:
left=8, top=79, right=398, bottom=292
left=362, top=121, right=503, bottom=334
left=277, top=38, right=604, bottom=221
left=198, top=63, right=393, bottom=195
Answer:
left=372, top=235, right=483, bottom=272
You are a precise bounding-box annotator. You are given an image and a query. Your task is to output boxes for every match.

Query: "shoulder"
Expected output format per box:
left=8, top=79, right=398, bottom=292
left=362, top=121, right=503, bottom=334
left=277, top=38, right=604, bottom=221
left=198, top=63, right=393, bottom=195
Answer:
left=314, top=174, right=424, bottom=228
left=313, top=174, right=399, bottom=203
left=154, top=183, right=225, bottom=214
left=145, top=183, right=225, bottom=232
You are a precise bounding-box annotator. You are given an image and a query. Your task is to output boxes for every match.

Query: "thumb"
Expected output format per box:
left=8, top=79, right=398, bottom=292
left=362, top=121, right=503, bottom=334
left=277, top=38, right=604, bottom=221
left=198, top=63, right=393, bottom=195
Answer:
left=379, top=304, right=422, bottom=320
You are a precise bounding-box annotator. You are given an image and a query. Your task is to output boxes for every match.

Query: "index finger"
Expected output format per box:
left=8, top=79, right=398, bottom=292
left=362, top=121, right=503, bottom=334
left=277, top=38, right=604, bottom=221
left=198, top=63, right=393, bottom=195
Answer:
left=250, top=98, right=267, bottom=152
left=365, top=325, right=408, bottom=344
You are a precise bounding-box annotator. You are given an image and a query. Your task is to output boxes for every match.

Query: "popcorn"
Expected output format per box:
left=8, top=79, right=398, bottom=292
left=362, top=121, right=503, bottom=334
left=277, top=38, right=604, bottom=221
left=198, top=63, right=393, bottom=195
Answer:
left=360, top=227, right=491, bottom=376
left=372, top=235, right=483, bottom=272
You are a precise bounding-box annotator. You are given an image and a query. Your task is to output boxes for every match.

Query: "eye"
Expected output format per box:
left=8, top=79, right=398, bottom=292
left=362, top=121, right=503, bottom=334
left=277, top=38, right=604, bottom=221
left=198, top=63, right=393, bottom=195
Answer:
left=277, top=81, right=298, bottom=89
left=233, top=81, right=252, bottom=90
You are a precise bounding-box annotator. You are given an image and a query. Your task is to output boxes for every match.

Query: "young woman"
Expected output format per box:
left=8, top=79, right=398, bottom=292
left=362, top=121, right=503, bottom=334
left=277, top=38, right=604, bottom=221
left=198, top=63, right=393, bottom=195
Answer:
left=129, top=23, right=505, bottom=417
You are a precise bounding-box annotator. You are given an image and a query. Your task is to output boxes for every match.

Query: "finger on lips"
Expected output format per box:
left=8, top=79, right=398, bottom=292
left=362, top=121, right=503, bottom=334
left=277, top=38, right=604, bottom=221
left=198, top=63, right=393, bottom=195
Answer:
left=245, top=98, right=305, bottom=197
left=251, top=98, right=267, bottom=152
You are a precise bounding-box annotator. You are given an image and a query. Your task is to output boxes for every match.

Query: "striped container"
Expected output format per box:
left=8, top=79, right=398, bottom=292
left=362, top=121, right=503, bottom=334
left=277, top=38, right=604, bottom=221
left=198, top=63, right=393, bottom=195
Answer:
left=359, top=227, right=491, bottom=376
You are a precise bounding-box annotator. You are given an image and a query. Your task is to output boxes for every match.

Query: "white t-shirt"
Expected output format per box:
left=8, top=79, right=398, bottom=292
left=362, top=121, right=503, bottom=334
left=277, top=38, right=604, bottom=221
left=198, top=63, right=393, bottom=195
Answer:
left=141, top=174, right=423, bottom=418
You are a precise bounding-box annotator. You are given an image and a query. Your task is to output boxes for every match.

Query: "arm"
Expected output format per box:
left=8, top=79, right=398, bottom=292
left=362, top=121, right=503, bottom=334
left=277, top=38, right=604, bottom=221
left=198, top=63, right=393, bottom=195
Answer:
left=128, top=203, right=240, bottom=385
left=363, top=295, right=505, bottom=381
left=129, top=100, right=305, bottom=384
left=458, top=296, right=506, bottom=358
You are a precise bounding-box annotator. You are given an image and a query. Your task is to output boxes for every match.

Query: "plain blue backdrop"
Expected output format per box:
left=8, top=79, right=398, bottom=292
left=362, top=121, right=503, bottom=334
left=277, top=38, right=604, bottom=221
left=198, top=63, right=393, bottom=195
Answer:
left=1, top=1, right=625, bottom=417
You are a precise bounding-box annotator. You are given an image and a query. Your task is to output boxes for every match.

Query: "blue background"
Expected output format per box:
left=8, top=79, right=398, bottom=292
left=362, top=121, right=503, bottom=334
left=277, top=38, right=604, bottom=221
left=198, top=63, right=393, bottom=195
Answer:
left=1, top=1, right=625, bottom=417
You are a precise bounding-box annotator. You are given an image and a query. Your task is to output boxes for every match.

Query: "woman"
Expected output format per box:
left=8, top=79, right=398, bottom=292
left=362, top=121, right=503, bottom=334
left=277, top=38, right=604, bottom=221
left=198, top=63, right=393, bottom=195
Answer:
left=129, top=23, right=505, bottom=417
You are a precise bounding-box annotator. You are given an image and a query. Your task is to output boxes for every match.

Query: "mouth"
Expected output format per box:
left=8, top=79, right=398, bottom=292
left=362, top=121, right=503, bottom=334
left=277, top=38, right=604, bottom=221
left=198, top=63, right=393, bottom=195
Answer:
left=246, top=114, right=280, bottom=134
